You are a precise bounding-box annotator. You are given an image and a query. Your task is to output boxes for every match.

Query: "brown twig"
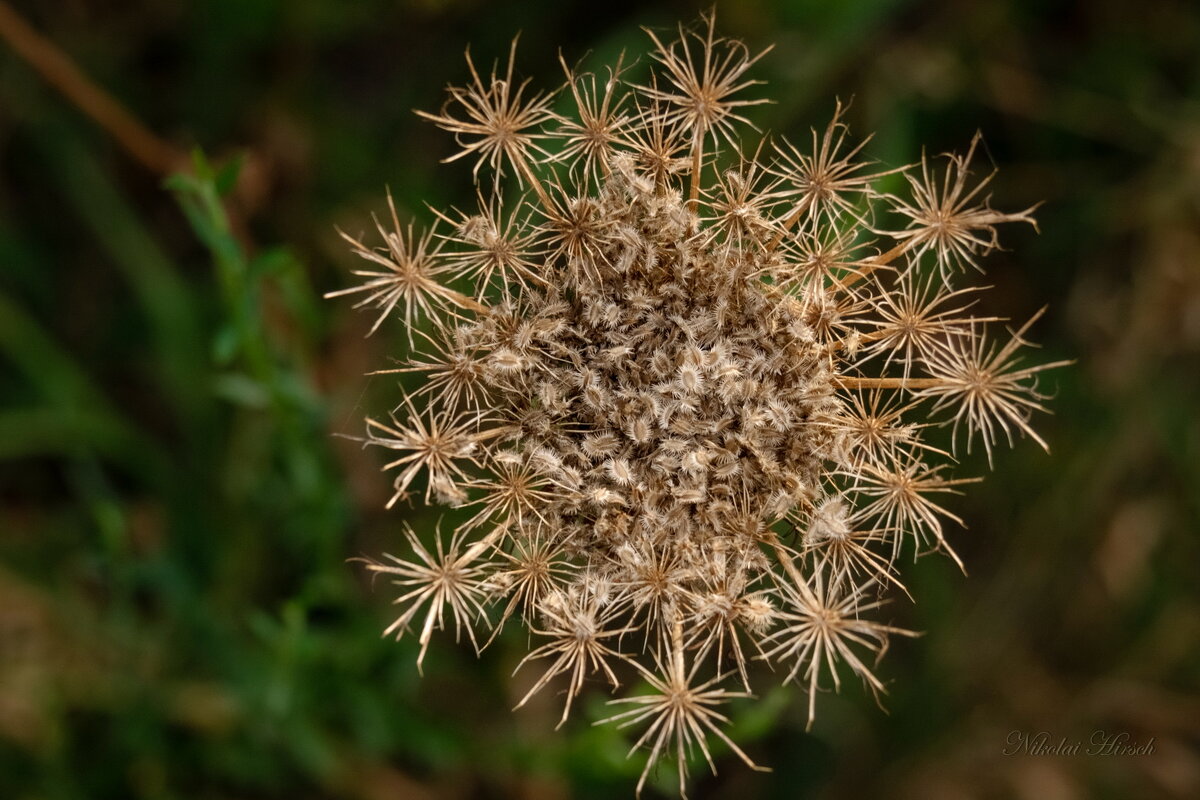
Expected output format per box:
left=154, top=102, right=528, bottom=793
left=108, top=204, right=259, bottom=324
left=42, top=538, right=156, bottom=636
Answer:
left=0, top=1, right=184, bottom=174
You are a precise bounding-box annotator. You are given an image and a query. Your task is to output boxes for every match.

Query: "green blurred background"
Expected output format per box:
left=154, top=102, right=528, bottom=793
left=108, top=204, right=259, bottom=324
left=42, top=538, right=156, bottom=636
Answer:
left=1, top=0, right=1197, bottom=798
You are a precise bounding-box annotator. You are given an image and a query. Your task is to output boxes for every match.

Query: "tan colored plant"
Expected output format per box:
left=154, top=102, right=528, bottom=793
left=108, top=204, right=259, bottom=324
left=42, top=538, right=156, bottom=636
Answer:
left=329, top=12, right=1066, bottom=796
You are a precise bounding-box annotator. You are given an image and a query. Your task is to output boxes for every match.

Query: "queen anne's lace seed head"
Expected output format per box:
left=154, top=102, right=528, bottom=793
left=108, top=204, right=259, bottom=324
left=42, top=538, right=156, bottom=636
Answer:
left=329, top=12, right=1068, bottom=796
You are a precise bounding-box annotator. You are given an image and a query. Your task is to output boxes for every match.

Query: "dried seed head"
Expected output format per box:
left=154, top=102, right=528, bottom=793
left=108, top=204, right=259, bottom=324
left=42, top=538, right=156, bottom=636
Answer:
left=330, top=13, right=1064, bottom=796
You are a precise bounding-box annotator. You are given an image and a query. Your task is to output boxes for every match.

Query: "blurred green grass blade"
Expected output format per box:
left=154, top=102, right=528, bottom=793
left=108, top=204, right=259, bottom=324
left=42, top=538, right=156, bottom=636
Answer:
left=0, top=407, right=136, bottom=462
left=167, top=152, right=275, bottom=386
left=167, top=154, right=246, bottom=273
left=212, top=372, right=271, bottom=408
left=252, top=246, right=322, bottom=342
left=766, top=0, right=914, bottom=121
left=0, top=289, right=166, bottom=477
left=37, top=127, right=209, bottom=424
left=0, top=289, right=110, bottom=409
left=167, top=153, right=326, bottom=465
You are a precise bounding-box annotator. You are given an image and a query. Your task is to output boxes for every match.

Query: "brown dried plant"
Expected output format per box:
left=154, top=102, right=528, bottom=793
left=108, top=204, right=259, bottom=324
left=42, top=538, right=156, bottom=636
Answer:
left=329, top=12, right=1067, bottom=796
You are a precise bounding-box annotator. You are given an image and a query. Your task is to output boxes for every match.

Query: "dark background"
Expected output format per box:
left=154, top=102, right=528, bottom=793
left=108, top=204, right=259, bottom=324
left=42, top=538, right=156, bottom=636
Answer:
left=1, top=0, right=1197, bottom=798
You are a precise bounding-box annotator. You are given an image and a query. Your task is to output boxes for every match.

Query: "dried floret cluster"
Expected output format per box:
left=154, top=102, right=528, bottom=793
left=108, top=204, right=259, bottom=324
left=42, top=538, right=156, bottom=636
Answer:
left=329, top=13, right=1066, bottom=796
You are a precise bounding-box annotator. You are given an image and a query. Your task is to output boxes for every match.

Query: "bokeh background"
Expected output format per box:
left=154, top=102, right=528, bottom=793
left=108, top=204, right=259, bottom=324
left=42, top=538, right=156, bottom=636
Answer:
left=1, top=0, right=1198, bottom=798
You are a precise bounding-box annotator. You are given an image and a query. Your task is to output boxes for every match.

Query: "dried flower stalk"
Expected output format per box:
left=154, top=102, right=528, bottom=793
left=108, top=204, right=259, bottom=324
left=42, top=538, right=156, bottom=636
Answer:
left=329, top=12, right=1066, bottom=796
